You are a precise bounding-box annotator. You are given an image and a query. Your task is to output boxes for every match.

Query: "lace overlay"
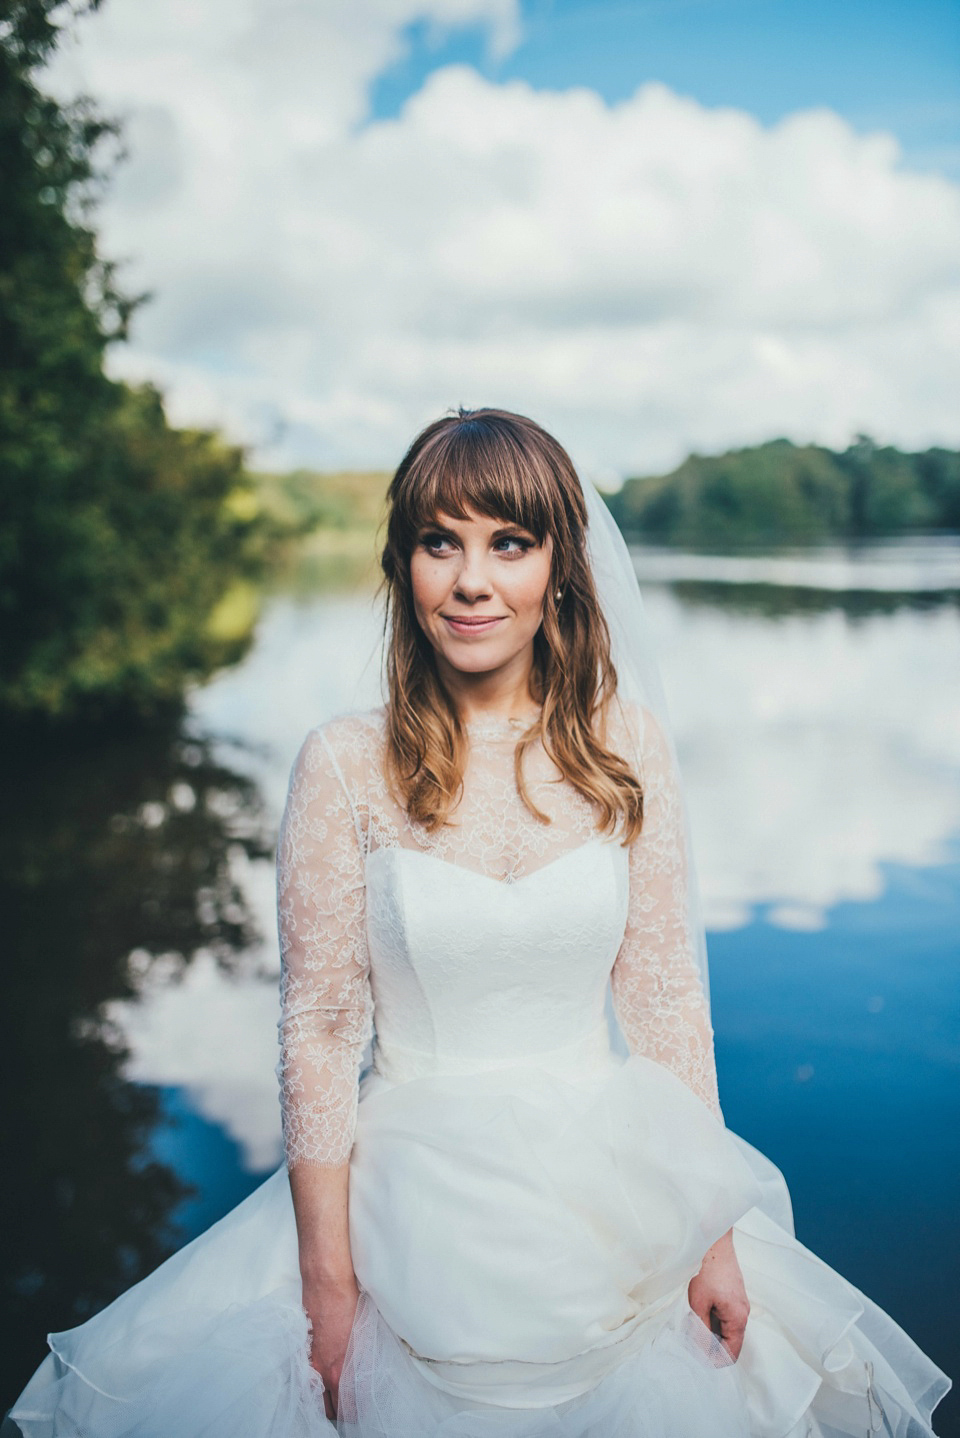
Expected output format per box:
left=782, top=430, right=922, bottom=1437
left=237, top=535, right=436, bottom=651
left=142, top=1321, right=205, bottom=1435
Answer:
left=276, top=706, right=722, bottom=1169
left=609, top=713, right=723, bottom=1121
left=275, top=730, right=374, bottom=1166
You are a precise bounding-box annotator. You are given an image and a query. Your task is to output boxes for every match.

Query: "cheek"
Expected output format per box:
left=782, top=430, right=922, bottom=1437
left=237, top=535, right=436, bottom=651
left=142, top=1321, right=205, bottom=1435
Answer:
left=409, top=556, right=448, bottom=618
left=504, top=556, right=552, bottom=623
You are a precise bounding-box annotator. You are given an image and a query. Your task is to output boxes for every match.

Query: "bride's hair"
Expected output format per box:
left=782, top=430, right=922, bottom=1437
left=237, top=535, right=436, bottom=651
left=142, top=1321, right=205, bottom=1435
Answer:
left=380, top=407, right=645, bottom=840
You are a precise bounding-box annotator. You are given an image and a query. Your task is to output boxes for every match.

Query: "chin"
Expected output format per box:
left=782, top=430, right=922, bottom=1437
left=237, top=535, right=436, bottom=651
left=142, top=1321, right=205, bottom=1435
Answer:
left=444, top=649, right=510, bottom=675
left=436, top=637, right=521, bottom=675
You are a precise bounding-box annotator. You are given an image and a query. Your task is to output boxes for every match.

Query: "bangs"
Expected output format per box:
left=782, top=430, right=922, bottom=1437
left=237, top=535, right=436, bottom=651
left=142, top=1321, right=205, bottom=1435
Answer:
left=394, top=416, right=559, bottom=543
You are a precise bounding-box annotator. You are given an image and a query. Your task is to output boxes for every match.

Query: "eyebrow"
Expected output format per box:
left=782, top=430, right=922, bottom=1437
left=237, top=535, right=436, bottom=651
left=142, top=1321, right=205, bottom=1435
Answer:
left=416, top=519, right=459, bottom=538
left=417, top=519, right=538, bottom=540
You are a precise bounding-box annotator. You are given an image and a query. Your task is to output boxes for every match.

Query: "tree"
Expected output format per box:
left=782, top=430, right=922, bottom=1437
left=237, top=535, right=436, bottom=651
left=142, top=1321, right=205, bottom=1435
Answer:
left=0, top=0, right=262, bottom=721
left=606, top=438, right=960, bottom=549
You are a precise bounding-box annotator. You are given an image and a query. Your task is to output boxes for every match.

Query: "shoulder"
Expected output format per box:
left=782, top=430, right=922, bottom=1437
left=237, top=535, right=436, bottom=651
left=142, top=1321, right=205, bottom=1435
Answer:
left=286, top=706, right=386, bottom=797
left=311, top=706, right=386, bottom=764
left=603, top=696, right=658, bottom=762
left=603, top=700, right=681, bottom=804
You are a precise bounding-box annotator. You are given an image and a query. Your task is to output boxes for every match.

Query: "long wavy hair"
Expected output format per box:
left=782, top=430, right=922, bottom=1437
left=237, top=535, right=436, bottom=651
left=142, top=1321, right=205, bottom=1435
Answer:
left=380, top=408, right=644, bottom=841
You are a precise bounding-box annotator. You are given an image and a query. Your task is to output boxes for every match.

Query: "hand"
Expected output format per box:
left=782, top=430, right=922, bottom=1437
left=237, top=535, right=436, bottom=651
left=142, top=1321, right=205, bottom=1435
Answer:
left=687, top=1229, right=750, bottom=1361
left=302, top=1274, right=360, bottom=1422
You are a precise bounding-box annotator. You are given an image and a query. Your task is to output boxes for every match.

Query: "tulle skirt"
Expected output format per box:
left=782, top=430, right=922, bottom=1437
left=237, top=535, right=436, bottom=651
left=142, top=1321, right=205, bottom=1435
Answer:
left=9, top=1054, right=951, bottom=1437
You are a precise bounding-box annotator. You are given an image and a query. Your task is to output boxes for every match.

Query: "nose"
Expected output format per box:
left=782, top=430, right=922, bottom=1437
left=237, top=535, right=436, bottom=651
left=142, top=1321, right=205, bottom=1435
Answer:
left=453, top=549, right=493, bottom=603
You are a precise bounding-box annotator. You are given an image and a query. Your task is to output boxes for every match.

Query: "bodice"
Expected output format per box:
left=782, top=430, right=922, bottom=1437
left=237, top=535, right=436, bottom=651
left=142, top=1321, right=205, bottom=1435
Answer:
left=365, top=839, right=630, bottom=1085
left=275, top=706, right=723, bottom=1169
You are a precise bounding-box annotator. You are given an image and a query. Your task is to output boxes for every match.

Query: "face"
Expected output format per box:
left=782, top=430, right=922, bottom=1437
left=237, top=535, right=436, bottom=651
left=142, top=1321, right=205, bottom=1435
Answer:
left=409, top=506, right=554, bottom=682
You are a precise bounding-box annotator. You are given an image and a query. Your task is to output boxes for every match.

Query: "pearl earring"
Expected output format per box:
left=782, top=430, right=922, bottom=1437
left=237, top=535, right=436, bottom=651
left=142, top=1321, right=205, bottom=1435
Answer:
left=555, top=588, right=563, bottom=602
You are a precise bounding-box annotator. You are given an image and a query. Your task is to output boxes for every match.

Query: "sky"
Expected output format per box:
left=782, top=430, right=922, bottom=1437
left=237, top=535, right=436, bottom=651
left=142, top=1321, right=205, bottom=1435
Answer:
left=46, top=0, right=960, bottom=479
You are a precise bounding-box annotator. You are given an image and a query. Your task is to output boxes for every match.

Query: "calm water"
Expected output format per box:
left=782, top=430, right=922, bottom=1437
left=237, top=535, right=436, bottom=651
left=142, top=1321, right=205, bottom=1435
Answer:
left=3, top=538, right=959, bottom=1431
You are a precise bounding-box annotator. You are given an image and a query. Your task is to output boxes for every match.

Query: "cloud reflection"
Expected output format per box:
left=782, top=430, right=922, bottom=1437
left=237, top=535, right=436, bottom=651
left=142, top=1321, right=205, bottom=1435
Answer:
left=649, top=589, right=960, bottom=929
left=105, top=563, right=960, bottom=1169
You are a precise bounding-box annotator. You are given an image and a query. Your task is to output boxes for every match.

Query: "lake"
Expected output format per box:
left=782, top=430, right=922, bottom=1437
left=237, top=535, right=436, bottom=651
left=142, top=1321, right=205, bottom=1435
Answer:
left=3, top=536, right=958, bottom=1431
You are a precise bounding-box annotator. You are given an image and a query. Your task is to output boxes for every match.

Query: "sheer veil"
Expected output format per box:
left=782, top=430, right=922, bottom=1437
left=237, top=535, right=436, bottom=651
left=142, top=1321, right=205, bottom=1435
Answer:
left=366, top=438, right=714, bottom=1017
left=579, top=474, right=713, bottom=1017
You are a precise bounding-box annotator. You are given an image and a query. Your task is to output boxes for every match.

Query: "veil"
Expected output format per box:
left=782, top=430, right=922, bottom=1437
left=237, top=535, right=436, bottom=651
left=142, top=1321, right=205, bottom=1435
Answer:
left=363, top=427, right=713, bottom=1019
left=578, top=475, right=713, bottom=1018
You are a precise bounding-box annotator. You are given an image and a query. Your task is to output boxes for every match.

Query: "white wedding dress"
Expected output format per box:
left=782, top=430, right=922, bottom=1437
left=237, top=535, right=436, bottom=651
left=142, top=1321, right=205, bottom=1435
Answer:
left=10, top=706, right=950, bottom=1438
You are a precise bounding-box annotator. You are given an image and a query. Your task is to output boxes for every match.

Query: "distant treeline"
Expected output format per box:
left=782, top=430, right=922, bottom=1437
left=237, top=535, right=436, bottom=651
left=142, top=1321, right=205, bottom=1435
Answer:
left=604, top=438, right=960, bottom=549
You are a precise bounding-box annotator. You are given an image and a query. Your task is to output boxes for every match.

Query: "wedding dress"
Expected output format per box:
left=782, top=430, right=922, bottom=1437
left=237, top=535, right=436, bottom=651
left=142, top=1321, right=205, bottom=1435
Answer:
left=9, top=704, right=950, bottom=1438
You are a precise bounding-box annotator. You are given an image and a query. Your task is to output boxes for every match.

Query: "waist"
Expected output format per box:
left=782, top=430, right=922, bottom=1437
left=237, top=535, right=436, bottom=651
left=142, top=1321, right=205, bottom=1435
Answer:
left=371, top=1018, right=616, bottom=1086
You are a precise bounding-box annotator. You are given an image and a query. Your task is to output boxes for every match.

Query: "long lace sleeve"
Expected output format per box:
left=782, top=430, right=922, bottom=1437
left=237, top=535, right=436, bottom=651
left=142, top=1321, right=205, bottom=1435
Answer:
left=610, top=709, right=724, bottom=1124
left=276, top=726, right=374, bottom=1169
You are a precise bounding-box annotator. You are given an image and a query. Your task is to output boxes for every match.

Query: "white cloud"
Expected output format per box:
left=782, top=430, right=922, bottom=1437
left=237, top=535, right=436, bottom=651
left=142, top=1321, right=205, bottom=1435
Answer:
left=47, top=1, right=960, bottom=474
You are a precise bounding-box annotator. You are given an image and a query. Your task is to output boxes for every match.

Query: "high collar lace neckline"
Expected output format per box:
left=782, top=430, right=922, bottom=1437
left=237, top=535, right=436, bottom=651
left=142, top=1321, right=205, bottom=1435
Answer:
left=463, top=712, right=540, bottom=741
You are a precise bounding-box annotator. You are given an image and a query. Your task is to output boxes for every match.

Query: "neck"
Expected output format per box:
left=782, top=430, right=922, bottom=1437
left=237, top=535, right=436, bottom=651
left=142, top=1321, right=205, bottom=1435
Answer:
left=434, top=645, right=540, bottom=727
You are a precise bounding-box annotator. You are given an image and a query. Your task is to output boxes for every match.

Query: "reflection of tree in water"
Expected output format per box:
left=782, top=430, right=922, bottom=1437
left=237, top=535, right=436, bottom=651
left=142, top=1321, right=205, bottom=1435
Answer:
left=662, top=580, right=960, bottom=621
left=0, top=718, right=273, bottom=1411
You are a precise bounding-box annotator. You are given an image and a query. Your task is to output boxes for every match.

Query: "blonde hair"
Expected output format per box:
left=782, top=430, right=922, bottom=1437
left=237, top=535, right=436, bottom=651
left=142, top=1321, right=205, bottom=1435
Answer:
left=380, top=408, right=644, bottom=841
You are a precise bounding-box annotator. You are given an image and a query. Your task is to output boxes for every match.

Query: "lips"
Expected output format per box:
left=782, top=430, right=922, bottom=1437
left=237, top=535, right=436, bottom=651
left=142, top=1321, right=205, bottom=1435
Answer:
left=442, top=615, right=505, bottom=635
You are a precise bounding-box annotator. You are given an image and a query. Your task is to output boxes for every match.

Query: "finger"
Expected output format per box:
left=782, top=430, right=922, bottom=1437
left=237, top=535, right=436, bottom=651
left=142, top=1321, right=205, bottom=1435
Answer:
left=721, top=1328, right=745, bottom=1361
left=716, top=1310, right=748, bottom=1362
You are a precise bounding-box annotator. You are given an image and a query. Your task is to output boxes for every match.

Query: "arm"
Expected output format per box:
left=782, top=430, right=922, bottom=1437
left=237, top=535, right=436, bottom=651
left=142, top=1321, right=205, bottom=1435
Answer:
left=610, top=707, right=722, bottom=1121
left=276, top=727, right=374, bottom=1414
left=610, top=709, right=749, bottom=1358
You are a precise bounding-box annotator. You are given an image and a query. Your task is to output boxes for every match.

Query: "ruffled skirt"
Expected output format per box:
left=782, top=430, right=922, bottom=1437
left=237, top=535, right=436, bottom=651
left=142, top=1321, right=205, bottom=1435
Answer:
left=9, top=1055, right=950, bottom=1437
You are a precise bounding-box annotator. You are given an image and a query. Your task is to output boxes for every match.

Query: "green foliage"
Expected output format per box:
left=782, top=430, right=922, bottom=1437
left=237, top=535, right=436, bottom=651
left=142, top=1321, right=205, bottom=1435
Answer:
left=252, top=467, right=389, bottom=540
left=606, top=437, right=960, bottom=549
left=0, top=0, right=263, bottom=722
left=250, top=469, right=389, bottom=592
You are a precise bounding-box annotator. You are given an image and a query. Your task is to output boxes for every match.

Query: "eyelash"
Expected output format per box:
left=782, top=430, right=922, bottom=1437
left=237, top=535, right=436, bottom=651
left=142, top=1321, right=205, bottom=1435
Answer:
left=419, top=533, right=534, bottom=556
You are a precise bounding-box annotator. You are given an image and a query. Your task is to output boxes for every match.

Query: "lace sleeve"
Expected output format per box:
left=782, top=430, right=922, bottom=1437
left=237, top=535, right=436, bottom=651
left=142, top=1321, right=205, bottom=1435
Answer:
left=610, top=708, right=724, bottom=1123
left=275, top=725, right=374, bottom=1169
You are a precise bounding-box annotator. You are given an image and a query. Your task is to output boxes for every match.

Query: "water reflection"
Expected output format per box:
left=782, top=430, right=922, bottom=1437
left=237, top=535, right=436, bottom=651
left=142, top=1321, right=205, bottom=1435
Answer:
left=632, top=533, right=960, bottom=594
left=0, top=718, right=272, bottom=1409
left=670, top=580, right=959, bottom=619
left=133, top=544, right=960, bottom=1165
left=4, top=537, right=959, bottom=1424
left=633, top=534, right=960, bottom=618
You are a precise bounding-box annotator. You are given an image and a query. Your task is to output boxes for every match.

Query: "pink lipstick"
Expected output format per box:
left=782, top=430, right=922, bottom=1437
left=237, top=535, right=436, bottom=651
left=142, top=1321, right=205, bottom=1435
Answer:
left=443, top=615, right=504, bottom=636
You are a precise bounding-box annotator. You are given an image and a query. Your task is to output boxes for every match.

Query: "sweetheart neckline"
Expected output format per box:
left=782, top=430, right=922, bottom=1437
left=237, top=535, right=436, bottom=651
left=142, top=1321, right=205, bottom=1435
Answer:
left=365, top=835, right=620, bottom=890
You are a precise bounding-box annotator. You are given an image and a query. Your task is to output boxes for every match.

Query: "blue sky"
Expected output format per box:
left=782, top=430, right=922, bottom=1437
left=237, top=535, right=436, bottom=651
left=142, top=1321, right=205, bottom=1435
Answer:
left=373, top=0, right=960, bottom=177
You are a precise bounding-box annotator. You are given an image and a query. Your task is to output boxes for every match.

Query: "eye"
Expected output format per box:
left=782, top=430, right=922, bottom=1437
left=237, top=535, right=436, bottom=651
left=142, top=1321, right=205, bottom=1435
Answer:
left=419, top=530, right=457, bottom=555
left=493, top=534, right=535, bottom=555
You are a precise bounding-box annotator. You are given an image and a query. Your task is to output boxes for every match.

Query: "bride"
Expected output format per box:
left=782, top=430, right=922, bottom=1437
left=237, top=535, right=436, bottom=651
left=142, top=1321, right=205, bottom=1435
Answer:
left=8, top=409, right=950, bottom=1437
